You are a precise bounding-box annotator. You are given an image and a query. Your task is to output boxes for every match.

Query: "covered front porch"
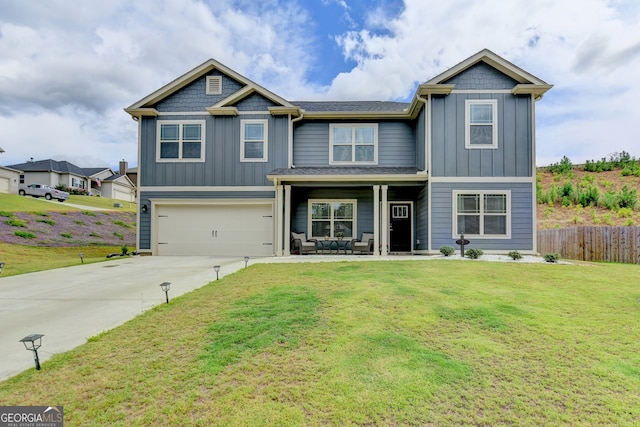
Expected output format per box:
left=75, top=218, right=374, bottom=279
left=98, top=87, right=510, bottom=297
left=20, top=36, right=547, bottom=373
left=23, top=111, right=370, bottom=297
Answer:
left=268, top=167, right=429, bottom=256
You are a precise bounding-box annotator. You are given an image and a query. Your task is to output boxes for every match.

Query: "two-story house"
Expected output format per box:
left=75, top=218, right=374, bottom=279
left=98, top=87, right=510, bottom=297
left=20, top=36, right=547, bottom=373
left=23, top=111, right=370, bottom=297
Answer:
left=125, top=49, right=551, bottom=257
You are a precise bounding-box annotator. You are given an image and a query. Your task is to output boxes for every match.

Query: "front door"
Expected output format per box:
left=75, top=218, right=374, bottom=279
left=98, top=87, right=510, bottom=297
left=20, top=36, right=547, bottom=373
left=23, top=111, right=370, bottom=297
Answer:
left=389, top=203, right=412, bottom=252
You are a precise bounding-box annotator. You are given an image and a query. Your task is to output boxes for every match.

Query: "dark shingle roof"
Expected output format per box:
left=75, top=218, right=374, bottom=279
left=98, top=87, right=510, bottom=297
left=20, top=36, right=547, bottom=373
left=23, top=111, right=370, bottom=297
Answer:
left=269, top=167, right=420, bottom=176
left=83, top=167, right=112, bottom=176
left=7, top=159, right=87, bottom=176
left=291, top=101, right=410, bottom=113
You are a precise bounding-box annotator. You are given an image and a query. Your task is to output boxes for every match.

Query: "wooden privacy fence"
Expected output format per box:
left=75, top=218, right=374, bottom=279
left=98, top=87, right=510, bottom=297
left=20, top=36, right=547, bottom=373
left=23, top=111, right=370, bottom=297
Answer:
left=537, top=226, right=640, bottom=264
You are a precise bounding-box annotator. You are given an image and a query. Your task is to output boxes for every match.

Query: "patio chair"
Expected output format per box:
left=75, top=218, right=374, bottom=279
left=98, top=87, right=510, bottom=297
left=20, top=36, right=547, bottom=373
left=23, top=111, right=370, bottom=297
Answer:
left=291, top=232, right=318, bottom=255
left=351, top=232, right=374, bottom=254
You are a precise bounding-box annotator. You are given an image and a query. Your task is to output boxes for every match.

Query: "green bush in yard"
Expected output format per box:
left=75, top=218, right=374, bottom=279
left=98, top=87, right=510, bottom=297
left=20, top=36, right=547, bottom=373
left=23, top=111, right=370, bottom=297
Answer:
left=6, top=219, right=27, bottom=227
left=14, top=230, right=35, bottom=239
left=439, top=246, right=455, bottom=256
left=508, top=250, right=522, bottom=261
left=543, top=253, right=560, bottom=263
left=465, top=248, right=483, bottom=259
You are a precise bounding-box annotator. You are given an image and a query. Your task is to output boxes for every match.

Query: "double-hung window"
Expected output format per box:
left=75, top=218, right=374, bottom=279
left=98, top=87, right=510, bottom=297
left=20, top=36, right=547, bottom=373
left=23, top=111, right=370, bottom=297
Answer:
left=157, top=120, right=205, bottom=161
left=454, top=191, right=510, bottom=238
left=465, top=99, right=498, bottom=148
left=309, top=200, right=356, bottom=239
left=241, top=119, right=268, bottom=162
left=330, top=124, right=377, bottom=164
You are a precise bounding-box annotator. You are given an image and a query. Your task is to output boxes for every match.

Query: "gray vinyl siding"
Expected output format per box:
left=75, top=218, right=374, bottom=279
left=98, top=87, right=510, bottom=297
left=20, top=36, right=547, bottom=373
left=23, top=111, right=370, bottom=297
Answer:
left=416, top=184, right=428, bottom=251
left=293, top=121, right=416, bottom=167
left=139, top=114, right=288, bottom=187
left=153, top=71, right=244, bottom=112
left=416, top=108, right=426, bottom=171
left=443, top=62, right=519, bottom=90
left=430, top=93, right=532, bottom=177
left=138, top=190, right=275, bottom=249
left=430, top=181, right=534, bottom=251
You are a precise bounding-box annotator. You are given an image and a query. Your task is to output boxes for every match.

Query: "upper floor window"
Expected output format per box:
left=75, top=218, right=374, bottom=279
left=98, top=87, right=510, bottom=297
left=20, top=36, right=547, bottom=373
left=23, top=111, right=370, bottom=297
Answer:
left=241, top=119, right=268, bottom=162
left=465, top=100, right=498, bottom=149
left=330, top=124, right=378, bottom=164
left=453, top=191, right=510, bottom=238
left=157, top=120, right=205, bottom=162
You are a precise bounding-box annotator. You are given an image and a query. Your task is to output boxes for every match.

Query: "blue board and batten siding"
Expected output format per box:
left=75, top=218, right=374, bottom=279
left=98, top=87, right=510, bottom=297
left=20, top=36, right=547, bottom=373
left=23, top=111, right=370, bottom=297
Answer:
left=430, top=182, right=534, bottom=251
left=293, top=121, right=416, bottom=167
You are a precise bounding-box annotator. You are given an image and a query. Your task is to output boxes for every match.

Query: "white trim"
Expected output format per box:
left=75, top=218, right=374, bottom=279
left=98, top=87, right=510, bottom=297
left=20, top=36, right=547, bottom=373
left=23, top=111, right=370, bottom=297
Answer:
left=531, top=93, right=538, bottom=254
left=139, top=185, right=274, bottom=192
left=307, top=199, right=357, bottom=240
left=465, top=99, right=498, bottom=149
left=156, top=111, right=210, bottom=116
left=381, top=185, right=388, bottom=256
left=453, top=89, right=512, bottom=94
left=430, top=176, right=533, bottom=183
left=267, top=174, right=428, bottom=183
left=206, top=76, right=222, bottom=95
left=329, top=123, right=378, bottom=165
left=240, top=119, right=268, bottom=162
left=452, top=190, right=511, bottom=239
left=156, top=120, right=206, bottom=162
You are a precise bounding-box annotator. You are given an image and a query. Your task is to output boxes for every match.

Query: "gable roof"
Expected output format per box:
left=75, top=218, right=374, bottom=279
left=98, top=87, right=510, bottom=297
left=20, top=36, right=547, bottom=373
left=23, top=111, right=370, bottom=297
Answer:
left=7, top=159, right=87, bottom=176
left=82, top=167, right=113, bottom=177
left=125, top=58, right=297, bottom=118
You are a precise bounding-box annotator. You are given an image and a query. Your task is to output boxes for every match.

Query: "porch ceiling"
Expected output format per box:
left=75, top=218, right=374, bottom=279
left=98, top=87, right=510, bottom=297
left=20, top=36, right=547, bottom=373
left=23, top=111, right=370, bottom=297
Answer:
left=267, top=167, right=428, bottom=183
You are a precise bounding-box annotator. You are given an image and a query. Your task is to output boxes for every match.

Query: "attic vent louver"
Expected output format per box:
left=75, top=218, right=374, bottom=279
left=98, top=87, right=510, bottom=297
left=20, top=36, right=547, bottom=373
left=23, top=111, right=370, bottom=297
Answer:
left=206, top=76, right=222, bottom=95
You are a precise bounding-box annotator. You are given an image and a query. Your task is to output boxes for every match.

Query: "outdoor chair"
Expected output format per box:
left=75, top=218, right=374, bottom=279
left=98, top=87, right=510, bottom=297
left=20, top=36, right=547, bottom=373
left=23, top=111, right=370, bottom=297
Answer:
left=291, top=232, right=318, bottom=255
left=351, top=232, right=374, bottom=254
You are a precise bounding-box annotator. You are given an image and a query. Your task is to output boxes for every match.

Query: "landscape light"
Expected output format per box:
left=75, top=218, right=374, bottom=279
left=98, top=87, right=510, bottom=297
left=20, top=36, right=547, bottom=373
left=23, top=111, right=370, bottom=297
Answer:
left=214, top=265, right=221, bottom=280
left=79, top=253, right=84, bottom=264
left=244, top=256, right=250, bottom=268
left=0, top=262, right=4, bottom=276
left=19, top=334, right=44, bottom=370
left=160, top=282, right=171, bottom=304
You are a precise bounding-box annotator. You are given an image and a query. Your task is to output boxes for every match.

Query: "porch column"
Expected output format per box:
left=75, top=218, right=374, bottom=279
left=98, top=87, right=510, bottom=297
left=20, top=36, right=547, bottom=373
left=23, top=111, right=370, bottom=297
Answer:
left=373, top=185, right=380, bottom=256
left=276, top=185, right=284, bottom=256
left=284, top=185, right=292, bottom=256
left=381, top=185, right=388, bottom=256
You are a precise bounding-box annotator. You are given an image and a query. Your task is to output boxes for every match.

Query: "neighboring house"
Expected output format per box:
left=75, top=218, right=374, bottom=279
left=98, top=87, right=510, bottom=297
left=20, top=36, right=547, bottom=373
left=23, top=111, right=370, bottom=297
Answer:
left=0, top=165, right=21, bottom=194
left=6, top=159, right=136, bottom=202
left=125, top=48, right=551, bottom=257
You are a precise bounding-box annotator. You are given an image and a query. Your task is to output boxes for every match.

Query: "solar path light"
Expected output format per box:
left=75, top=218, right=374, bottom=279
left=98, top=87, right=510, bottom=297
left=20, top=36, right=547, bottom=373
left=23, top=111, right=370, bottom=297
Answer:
left=79, top=253, right=84, bottom=264
left=244, top=256, right=250, bottom=268
left=0, top=262, right=4, bottom=276
left=160, top=282, right=171, bottom=304
left=20, top=334, right=44, bottom=370
left=214, top=265, right=221, bottom=280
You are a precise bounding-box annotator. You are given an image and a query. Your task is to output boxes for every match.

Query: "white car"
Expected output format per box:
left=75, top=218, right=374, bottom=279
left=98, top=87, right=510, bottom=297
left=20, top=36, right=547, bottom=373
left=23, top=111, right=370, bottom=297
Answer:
left=18, top=184, right=70, bottom=202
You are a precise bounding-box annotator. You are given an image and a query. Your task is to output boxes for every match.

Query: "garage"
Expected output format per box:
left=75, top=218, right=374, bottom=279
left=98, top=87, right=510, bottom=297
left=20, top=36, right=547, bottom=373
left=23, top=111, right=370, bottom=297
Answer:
left=0, top=177, right=9, bottom=193
left=154, top=202, right=274, bottom=256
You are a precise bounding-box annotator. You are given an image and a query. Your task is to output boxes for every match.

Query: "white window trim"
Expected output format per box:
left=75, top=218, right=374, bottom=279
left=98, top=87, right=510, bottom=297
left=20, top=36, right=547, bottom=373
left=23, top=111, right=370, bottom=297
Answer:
left=452, top=190, right=511, bottom=239
left=308, top=199, right=357, bottom=239
left=465, top=99, right=498, bottom=149
left=329, top=123, right=378, bottom=165
left=156, top=120, right=206, bottom=163
left=240, top=119, right=268, bottom=162
left=206, top=76, right=222, bottom=95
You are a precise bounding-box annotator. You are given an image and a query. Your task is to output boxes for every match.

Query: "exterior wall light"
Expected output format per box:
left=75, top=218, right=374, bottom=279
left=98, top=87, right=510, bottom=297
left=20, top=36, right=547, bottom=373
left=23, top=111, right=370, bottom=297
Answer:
left=214, top=265, right=221, bottom=280
left=20, top=334, right=44, bottom=370
left=141, top=204, right=148, bottom=213
left=160, top=282, right=171, bottom=304
left=244, top=256, right=250, bottom=268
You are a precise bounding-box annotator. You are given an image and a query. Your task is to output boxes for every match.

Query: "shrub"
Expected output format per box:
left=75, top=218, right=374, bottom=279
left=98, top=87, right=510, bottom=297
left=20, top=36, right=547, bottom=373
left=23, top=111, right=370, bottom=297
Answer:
left=95, top=221, right=103, bottom=226
left=89, top=232, right=101, bottom=238
left=82, top=211, right=97, bottom=217
left=74, top=220, right=85, bottom=225
left=15, top=231, right=36, bottom=239
left=547, top=156, right=573, bottom=174
left=543, top=253, right=560, bottom=263
left=440, top=246, right=455, bottom=256
left=113, top=232, right=124, bottom=240
left=0, top=211, right=13, bottom=218
left=578, top=186, right=599, bottom=207
left=465, top=248, right=483, bottom=259
left=600, top=190, right=618, bottom=210
left=36, top=218, right=56, bottom=226
left=6, top=219, right=27, bottom=227
left=625, top=218, right=635, bottom=226
left=508, top=251, right=522, bottom=261
left=113, top=220, right=131, bottom=228
left=617, top=185, right=637, bottom=210
left=61, top=233, right=73, bottom=239
left=618, top=208, right=633, bottom=218
left=121, top=245, right=129, bottom=255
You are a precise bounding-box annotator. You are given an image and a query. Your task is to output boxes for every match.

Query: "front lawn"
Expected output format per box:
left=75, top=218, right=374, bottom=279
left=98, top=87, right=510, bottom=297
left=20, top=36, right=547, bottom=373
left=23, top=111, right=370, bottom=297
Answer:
left=1, top=260, right=638, bottom=426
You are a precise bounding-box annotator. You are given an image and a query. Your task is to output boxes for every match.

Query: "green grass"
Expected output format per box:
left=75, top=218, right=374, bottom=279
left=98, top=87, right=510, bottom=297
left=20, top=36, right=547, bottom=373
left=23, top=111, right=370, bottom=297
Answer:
left=1, top=260, right=639, bottom=425
left=0, top=192, right=135, bottom=213
left=0, top=242, right=125, bottom=276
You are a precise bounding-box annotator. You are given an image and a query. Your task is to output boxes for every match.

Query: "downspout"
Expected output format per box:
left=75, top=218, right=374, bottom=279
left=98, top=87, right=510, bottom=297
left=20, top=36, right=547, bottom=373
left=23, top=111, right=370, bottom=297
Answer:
left=289, top=112, right=304, bottom=169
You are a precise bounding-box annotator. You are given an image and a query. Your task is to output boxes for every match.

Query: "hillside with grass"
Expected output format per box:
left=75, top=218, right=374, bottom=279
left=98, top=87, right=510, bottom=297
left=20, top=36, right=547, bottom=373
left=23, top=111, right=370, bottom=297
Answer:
left=537, top=152, right=640, bottom=229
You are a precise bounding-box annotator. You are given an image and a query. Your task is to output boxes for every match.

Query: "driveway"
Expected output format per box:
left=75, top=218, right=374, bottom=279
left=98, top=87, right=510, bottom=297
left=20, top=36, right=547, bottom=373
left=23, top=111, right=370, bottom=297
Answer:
left=0, top=255, right=246, bottom=380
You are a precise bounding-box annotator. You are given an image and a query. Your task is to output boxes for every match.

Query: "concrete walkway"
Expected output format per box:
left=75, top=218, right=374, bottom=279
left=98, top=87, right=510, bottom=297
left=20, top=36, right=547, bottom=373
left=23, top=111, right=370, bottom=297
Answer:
left=0, top=255, right=246, bottom=380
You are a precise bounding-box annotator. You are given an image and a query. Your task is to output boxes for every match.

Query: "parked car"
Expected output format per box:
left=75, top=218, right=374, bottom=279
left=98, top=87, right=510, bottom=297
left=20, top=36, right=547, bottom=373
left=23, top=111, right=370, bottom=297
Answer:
left=18, top=184, right=70, bottom=202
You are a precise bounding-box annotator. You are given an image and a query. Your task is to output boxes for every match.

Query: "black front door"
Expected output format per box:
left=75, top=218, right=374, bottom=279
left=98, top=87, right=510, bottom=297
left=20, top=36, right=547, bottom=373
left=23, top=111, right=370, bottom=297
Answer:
left=389, top=203, right=412, bottom=252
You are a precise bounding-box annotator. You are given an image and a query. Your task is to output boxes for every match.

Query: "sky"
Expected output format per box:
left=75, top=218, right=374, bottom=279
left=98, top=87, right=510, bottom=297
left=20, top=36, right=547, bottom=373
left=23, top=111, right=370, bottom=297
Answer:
left=1, top=0, right=639, bottom=170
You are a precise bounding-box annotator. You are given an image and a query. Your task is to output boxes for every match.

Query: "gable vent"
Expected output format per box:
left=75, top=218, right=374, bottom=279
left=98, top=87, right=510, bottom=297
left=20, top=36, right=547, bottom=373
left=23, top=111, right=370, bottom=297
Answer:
left=206, top=76, right=222, bottom=95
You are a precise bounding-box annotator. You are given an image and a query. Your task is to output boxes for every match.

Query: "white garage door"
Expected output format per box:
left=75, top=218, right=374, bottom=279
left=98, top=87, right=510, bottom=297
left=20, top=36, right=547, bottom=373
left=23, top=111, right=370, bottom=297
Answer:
left=0, top=177, right=9, bottom=193
left=156, top=204, right=274, bottom=256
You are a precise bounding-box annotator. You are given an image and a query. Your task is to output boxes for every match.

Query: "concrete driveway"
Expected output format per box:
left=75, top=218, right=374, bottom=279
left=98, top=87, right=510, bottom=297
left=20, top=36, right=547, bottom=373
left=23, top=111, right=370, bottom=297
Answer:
left=0, top=255, right=247, bottom=380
